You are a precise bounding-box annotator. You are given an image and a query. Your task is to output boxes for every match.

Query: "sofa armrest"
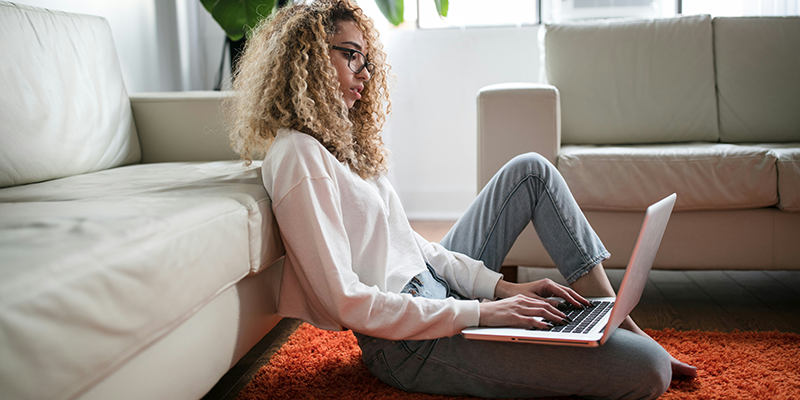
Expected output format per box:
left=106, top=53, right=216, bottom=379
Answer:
left=130, top=91, right=239, bottom=163
left=476, top=83, right=561, bottom=192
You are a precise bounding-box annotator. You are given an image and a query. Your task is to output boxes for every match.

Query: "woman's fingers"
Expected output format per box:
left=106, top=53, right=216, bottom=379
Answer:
left=539, top=296, right=563, bottom=308
left=526, top=316, right=555, bottom=330
left=537, top=279, right=592, bottom=307
left=513, top=295, right=569, bottom=326
left=555, top=287, right=591, bottom=308
left=479, top=294, right=573, bottom=328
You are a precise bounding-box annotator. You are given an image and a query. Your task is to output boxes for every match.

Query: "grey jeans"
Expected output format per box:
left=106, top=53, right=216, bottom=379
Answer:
left=354, top=153, right=671, bottom=399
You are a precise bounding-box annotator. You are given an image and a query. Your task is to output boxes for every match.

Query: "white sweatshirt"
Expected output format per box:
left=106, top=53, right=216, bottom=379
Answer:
left=261, top=129, right=502, bottom=340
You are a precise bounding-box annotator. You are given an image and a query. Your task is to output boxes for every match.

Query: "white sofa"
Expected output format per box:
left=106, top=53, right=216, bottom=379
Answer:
left=478, top=15, right=800, bottom=271
left=0, top=3, right=285, bottom=399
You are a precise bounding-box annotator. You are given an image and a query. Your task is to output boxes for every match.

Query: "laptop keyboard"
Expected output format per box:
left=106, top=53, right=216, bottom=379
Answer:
left=542, top=300, right=614, bottom=334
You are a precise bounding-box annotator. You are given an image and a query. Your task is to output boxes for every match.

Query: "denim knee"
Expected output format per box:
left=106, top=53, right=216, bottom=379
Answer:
left=626, top=340, right=672, bottom=400
left=590, top=330, right=672, bottom=400
left=501, top=152, right=555, bottom=181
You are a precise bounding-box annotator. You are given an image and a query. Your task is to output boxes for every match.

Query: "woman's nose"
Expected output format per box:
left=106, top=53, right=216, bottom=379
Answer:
left=357, top=67, right=370, bottom=82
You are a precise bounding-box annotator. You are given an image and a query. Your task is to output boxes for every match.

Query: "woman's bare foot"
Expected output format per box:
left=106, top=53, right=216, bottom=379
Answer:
left=670, top=356, right=698, bottom=378
left=621, top=317, right=698, bottom=378
left=571, top=264, right=697, bottom=379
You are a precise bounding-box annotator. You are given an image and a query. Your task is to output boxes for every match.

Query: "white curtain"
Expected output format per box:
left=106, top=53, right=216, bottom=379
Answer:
left=156, top=0, right=236, bottom=91
left=176, top=0, right=224, bottom=91
left=162, top=0, right=224, bottom=91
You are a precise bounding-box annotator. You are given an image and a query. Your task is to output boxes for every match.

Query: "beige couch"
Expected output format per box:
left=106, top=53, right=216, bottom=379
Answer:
left=0, top=3, right=285, bottom=399
left=478, top=15, right=800, bottom=272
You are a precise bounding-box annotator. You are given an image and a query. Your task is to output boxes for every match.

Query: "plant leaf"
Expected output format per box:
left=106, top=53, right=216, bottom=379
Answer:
left=200, top=0, right=277, bottom=41
left=375, top=0, right=404, bottom=26
left=243, top=0, right=276, bottom=38
left=434, top=0, right=448, bottom=17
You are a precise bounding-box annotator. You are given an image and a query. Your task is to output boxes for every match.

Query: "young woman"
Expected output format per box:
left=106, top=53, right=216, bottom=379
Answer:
left=228, top=1, right=696, bottom=398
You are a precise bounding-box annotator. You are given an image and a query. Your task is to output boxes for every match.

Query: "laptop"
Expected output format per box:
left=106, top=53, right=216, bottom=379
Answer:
left=461, top=193, right=677, bottom=347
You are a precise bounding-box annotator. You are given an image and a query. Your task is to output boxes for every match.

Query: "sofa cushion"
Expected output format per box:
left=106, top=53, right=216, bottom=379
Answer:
left=543, top=15, right=719, bottom=145
left=753, top=144, right=800, bottom=212
left=0, top=161, right=285, bottom=399
left=0, top=2, right=140, bottom=189
left=557, top=143, right=778, bottom=211
left=0, top=197, right=249, bottom=400
left=0, top=161, right=283, bottom=274
left=714, top=17, right=800, bottom=143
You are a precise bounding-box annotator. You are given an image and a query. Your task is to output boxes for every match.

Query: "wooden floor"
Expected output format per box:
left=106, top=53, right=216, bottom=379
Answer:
left=203, top=220, right=800, bottom=400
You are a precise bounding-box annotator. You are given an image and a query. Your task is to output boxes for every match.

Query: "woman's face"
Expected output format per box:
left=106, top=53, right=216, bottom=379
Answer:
left=329, top=20, right=371, bottom=109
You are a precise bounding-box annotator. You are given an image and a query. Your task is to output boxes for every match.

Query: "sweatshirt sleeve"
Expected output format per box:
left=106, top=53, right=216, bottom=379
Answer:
left=412, top=232, right=502, bottom=301
left=272, top=175, right=482, bottom=340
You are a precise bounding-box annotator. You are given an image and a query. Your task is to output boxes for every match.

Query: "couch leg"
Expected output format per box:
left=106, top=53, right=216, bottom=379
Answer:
left=500, top=266, right=518, bottom=283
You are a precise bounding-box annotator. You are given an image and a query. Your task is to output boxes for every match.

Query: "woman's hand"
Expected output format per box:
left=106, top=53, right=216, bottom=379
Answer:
left=495, top=278, right=591, bottom=309
left=479, top=294, right=570, bottom=329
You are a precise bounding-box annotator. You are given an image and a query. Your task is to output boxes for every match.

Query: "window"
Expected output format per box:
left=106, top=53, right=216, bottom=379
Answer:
left=680, top=0, right=799, bottom=17
left=544, top=0, right=676, bottom=22
left=414, top=0, right=674, bottom=27
left=410, top=0, right=798, bottom=30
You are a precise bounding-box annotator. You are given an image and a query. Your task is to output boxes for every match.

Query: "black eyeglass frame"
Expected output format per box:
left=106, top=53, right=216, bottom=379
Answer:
left=331, top=45, right=375, bottom=75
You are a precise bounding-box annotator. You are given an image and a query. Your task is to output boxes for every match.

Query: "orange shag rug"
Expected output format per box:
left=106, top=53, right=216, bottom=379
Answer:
left=236, top=323, right=800, bottom=400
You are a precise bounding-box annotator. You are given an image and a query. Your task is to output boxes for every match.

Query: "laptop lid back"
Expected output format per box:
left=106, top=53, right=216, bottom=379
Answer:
left=600, top=193, right=676, bottom=344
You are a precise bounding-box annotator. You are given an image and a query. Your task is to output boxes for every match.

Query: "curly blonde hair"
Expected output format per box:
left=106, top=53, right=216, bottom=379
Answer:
left=226, top=0, right=391, bottom=179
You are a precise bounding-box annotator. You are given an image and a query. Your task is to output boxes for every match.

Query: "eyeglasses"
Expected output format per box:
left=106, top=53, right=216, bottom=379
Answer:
left=331, top=45, right=375, bottom=76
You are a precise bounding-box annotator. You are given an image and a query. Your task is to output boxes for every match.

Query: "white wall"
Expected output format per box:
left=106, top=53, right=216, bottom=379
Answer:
left=380, top=26, right=543, bottom=220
